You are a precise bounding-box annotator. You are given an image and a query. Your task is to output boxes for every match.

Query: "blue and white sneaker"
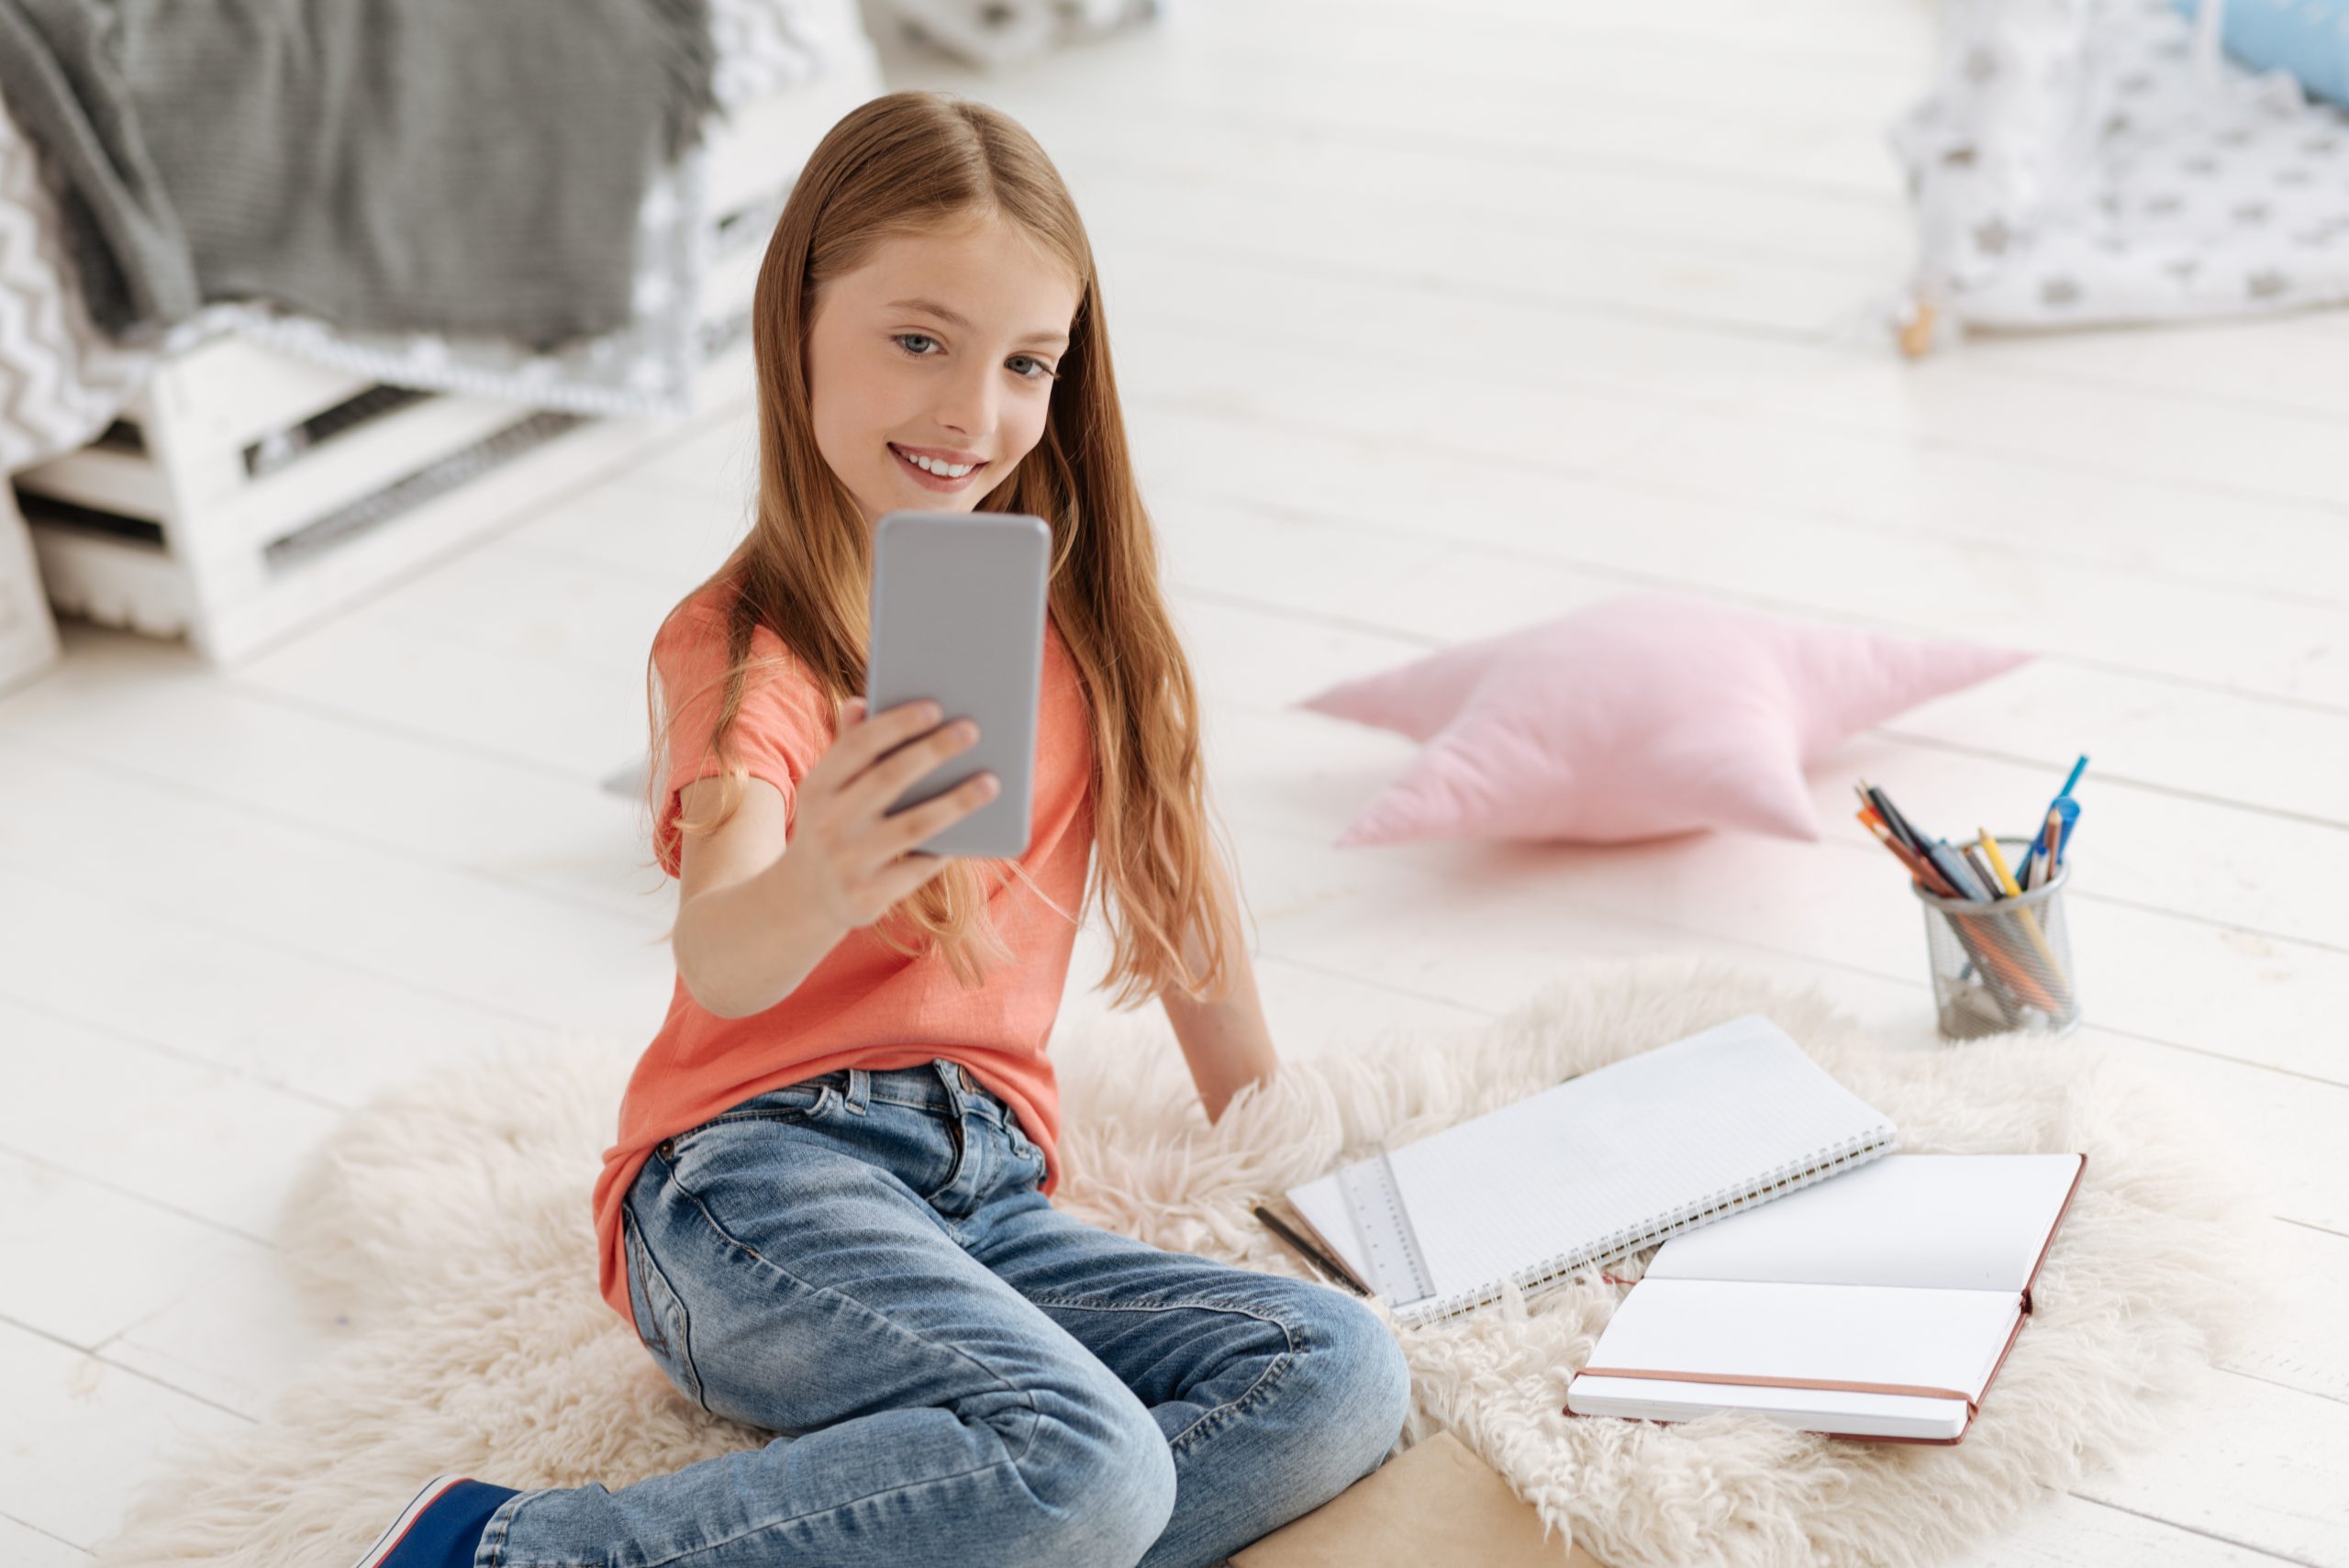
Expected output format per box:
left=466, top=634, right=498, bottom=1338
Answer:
left=350, top=1473, right=522, bottom=1568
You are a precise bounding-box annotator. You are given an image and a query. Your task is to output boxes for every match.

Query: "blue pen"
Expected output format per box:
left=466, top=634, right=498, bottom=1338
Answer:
left=2016, top=805, right=2058, bottom=890
left=2016, top=754, right=2088, bottom=885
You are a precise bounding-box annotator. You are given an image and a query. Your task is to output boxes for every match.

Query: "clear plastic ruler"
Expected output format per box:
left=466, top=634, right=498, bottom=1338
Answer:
left=1334, top=1150, right=1435, bottom=1307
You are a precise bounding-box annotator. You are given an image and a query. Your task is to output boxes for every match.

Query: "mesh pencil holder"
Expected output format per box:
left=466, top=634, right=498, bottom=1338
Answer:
left=1910, top=836, right=2080, bottom=1040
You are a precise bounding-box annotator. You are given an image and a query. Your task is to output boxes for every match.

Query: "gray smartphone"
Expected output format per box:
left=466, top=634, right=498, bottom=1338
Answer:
left=865, top=510, right=1051, bottom=859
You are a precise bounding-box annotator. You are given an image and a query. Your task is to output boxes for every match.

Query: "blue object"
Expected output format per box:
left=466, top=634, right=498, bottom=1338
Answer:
left=2173, top=0, right=2349, bottom=107
left=2016, top=754, right=2089, bottom=885
left=2052, top=795, right=2081, bottom=865
left=351, top=1476, right=519, bottom=1568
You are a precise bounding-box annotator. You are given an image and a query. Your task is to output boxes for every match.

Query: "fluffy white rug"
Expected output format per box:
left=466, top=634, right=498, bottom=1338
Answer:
left=91, top=955, right=2277, bottom=1568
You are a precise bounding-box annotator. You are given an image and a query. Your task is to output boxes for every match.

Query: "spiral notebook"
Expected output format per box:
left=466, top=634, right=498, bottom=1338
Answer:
left=1281, top=1014, right=1899, bottom=1329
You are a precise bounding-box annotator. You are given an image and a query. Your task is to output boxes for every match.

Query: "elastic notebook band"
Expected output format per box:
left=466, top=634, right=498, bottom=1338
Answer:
left=1573, top=1366, right=1978, bottom=1417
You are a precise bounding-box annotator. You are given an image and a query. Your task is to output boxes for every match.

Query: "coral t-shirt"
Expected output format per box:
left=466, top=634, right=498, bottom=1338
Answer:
left=592, top=582, right=1096, bottom=1329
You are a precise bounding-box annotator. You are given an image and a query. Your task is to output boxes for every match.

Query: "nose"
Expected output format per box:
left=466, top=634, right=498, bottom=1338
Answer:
left=933, top=357, right=999, bottom=443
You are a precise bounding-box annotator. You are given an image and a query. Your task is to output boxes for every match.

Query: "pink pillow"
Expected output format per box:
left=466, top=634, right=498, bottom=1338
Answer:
left=1296, top=595, right=2032, bottom=846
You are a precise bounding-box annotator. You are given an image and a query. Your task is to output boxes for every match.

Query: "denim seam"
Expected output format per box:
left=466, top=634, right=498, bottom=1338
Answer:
left=1023, top=1291, right=1306, bottom=1318
left=1163, top=1344, right=1297, bottom=1455
left=625, top=1201, right=704, bottom=1408
left=661, top=1104, right=830, bottom=1166
left=689, top=1108, right=822, bottom=1134
left=659, top=1162, right=1041, bottom=1466
left=869, top=1089, right=1006, bottom=1129
left=714, top=1077, right=1005, bottom=1126
left=1022, top=1296, right=1306, bottom=1455
left=922, top=1109, right=971, bottom=1207
left=621, top=1211, right=670, bottom=1357
left=476, top=1488, right=524, bottom=1568
left=697, top=1089, right=837, bottom=1129
left=691, top=1092, right=996, bottom=1133
left=635, top=1451, right=1036, bottom=1568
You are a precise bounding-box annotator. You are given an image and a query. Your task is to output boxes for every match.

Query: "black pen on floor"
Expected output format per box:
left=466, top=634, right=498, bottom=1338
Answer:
left=1253, top=1204, right=1369, bottom=1296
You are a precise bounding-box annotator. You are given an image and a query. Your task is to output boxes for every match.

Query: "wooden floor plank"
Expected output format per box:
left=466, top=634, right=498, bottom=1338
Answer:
left=0, top=1318, right=251, bottom=1551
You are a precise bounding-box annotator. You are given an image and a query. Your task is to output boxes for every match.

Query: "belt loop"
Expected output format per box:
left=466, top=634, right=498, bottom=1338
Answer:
left=931, top=1057, right=969, bottom=1116
left=842, top=1066, right=871, bottom=1114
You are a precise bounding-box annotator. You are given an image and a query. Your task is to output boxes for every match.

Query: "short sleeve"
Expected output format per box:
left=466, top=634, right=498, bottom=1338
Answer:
left=651, top=606, right=833, bottom=879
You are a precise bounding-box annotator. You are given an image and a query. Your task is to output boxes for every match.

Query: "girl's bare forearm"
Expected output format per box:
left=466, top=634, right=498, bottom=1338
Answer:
left=674, top=860, right=847, bottom=1019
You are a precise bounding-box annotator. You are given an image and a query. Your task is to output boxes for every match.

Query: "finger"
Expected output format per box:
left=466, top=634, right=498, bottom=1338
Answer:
left=813, top=695, right=940, bottom=792
left=829, top=696, right=869, bottom=768
left=841, top=717, right=980, bottom=821
left=874, top=771, right=998, bottom=858
left=870, top=842, right=962, bottom=905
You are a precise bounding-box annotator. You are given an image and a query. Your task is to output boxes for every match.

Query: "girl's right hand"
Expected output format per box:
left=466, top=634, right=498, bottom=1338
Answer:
left=774, top=695, right=1000, bottom=932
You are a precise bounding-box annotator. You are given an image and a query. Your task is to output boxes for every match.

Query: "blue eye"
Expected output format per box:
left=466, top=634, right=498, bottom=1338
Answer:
left=893, top=333, right=1058, bottom=381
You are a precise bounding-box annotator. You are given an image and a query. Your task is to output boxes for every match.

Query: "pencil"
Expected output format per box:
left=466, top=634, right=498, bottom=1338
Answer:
left=1253, top=1204, right=1367, bottom=1296
left=1857, top=807, right=1959, bottom=896
left=1958, top=842, right=2001, bottom=901
left=1978, top=828, right=2070, bottom=1002
left=1976, top=831, right=2023, bottom=897
left=1862, top=779, right=1933, bottom=858
left=2028, top=804, right=2063, bottom=889
left=1925, top=837, right=2055, bottom=1013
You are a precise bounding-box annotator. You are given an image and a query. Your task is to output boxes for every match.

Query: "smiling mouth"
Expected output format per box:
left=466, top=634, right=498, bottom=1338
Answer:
left=889, top=443, right=987, bottom=486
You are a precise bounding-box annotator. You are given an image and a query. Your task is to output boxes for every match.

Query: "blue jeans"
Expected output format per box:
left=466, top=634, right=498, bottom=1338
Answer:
left=477, top=1058, right=1412, bottom=1568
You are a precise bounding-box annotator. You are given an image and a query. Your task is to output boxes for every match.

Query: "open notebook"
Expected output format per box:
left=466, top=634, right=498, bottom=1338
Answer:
left=1281, top=1014, right=1899, bottom=1329
left=1564, top=1152, right=2087, bottom=1443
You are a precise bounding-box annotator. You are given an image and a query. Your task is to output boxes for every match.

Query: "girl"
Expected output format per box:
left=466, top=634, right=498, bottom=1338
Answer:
left=355, top=90, right=1410, bottom=1568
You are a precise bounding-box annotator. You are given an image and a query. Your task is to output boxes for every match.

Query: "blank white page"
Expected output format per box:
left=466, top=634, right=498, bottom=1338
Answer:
left=1566, top=1372, right=1971, bottom=1442
left=1386, top=1014, right=1898, bottom=1304
left=1642, top=1153, right=2085, bottom=1294
left=1578, top=1277, right=2022, bottom=1406
left=1285, top=1178, right=1366, bottom=1284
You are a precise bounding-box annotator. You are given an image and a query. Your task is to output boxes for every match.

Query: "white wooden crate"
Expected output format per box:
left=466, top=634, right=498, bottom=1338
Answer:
left=12, top=54, right=875, bottom=668
left=0, top=481, right=61, bottom=693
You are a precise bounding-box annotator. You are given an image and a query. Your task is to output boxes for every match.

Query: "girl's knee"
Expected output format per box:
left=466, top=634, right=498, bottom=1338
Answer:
left=1089, top=1405, right=1178, bottom=1563
left=1308, top=1295, right=1414, bottom=1473
left=1009, top=1383, right=1175, bottom=1566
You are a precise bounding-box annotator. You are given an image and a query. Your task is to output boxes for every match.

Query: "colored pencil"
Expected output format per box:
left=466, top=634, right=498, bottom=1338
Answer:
left=1978, top=828, right=2070, bottom=996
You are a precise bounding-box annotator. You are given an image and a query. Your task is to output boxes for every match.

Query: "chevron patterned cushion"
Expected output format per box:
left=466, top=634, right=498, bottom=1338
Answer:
left=0, top=90, right=156, bottom=476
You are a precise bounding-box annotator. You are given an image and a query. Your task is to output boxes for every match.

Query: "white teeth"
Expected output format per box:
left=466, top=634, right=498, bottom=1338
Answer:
left=899, top=447, right=974, bottom=478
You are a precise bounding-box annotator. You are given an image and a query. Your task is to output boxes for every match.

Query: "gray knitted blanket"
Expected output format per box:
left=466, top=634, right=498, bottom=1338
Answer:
left=0, top=0, right=716, bottom=348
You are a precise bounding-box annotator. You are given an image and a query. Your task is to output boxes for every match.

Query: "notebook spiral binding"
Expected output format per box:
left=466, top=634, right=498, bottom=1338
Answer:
left=1390, top=1125, right=1902, bottom=1329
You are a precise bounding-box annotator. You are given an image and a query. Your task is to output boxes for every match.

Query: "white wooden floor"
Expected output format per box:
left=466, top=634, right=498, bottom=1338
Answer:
left=5, top=1, right=2345, bottom=1563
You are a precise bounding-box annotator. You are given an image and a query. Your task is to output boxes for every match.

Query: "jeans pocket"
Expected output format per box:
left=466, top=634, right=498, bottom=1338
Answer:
left=662, top=1077, right=841, bottom=1167
left=725, top=1075, right=844, bottom=1124
left=623, top=1204, right=707, bottom=1411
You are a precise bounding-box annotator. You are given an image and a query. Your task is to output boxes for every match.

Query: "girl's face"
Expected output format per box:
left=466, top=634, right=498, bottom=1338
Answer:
left=806, top=214, right=1081, bottom=525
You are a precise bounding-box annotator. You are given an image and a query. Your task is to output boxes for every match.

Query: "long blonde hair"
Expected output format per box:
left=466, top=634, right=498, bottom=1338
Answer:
left=643, top=90, right=1240, bottom=1008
